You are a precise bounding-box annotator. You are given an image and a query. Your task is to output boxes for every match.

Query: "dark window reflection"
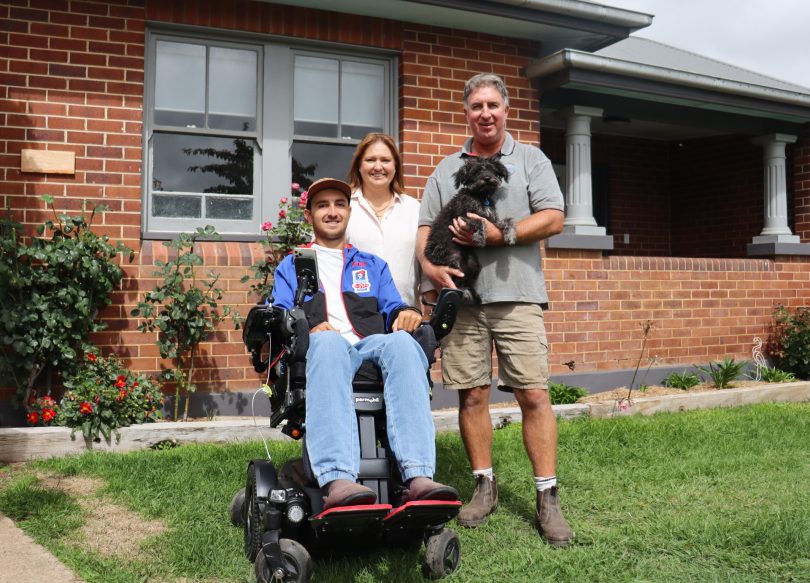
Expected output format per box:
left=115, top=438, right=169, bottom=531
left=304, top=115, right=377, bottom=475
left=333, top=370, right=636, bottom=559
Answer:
left=153, top=194, right=201, bottom=218
left=153, top=133, right=255, bottom=195
left=291, top=142, right=356, bottom=189
left=206, top=197, right=253, bottom=220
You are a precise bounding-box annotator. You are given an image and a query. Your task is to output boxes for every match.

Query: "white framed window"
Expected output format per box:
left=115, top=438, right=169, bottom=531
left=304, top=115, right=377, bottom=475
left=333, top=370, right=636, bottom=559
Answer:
left=143, top=31, right=396, bottom=238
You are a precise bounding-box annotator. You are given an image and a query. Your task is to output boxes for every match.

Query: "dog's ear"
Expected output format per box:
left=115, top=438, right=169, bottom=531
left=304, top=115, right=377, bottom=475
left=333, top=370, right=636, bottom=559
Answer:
left=454, top=159, right=472, bottom=189
left=489, top=156, right=509, bottom=183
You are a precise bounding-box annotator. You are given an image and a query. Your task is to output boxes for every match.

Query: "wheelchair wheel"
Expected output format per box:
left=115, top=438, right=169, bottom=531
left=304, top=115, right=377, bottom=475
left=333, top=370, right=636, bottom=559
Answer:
left=255, top=539, right=312, bottom=583
left=230, top=487, right=245, bottom=526
left=244, top=464, right=262, bottom=562
left=423, top=528, right=460, bottom=579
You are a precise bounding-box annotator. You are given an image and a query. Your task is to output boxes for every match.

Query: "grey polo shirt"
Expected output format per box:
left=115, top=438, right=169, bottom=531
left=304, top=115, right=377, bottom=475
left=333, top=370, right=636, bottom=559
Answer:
left=419, top=132, right=564, bottom=305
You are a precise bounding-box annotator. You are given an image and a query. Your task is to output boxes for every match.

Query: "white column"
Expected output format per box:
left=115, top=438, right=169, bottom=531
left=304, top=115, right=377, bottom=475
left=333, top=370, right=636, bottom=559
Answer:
left=560, top=106, right=605, bottom=235
left=751, top=133, right=798, bottom=244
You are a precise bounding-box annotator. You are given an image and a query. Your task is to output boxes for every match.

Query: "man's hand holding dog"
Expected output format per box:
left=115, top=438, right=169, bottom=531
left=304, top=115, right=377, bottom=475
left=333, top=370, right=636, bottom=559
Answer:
left=450, top=213, right=504, bottom=247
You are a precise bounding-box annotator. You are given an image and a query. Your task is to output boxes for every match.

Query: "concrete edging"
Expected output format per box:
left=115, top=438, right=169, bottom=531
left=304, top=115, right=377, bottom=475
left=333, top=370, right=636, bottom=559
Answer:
left=1, top=382, right=807, bottom=463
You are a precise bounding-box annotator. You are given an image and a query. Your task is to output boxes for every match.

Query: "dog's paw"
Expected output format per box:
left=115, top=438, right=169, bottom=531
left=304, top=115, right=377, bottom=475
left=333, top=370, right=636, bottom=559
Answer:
left=469, top=220, right=487, bottom=248
left=500, top=219, right=517, bottom=246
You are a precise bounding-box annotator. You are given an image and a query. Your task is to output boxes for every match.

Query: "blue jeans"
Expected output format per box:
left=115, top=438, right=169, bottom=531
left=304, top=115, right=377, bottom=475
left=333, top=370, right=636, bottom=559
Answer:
left=304, top=330, right=435, bottom=487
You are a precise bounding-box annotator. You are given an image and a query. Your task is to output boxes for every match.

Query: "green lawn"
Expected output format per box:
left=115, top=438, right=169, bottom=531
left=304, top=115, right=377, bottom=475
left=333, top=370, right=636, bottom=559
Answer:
left=2, top=403, right=809, bottom=582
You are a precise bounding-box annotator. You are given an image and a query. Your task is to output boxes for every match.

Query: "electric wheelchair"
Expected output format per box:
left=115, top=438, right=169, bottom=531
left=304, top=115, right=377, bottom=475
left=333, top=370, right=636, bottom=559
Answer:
left=230, top=252, right=463, bottom=582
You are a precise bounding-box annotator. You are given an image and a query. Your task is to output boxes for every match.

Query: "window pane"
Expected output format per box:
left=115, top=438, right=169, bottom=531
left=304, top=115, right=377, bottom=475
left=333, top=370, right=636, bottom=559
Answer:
left=155, top=41, right=205, bottom=127
left=153, top=133, right=255, bottom=195
left=340, top=61, right=385, bottom=139
left=206, top=197, right=253, bottom=220
left=209, top=47, right=257, bottom=132
left=291, top=142, right=356, bottom=190
left=153, top=194, right=201, bottom=218
left=294, top=56, right=338, bottom=137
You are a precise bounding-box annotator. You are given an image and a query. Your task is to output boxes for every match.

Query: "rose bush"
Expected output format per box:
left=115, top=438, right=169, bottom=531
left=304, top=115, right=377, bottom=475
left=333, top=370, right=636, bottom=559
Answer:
left=58, top=352, right=164, bottom=442
left=25, top=395, right=59, bottom=427
left=244, top=183, right=313, bottom=301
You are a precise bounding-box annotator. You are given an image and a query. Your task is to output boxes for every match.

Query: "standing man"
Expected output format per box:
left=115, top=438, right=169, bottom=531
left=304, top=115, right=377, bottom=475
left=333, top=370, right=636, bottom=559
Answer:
left=417, top=73, right=572, bottom=546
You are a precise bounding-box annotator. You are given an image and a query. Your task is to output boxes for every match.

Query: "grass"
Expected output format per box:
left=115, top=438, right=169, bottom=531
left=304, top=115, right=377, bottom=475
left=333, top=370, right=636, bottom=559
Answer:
left=2, top=403, right=810, bottom=582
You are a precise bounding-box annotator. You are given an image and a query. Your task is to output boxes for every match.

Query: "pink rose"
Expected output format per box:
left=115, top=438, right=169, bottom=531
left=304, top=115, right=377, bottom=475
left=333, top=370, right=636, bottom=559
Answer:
left=280, top=197, right=288, bottom=204
left=262, top=221, right=273, bottom=231
left=291, top=182, right=300, bottom=191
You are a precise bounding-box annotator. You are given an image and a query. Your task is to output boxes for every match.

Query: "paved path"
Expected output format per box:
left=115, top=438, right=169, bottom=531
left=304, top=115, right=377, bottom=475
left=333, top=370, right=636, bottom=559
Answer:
left=0, top=514, right=84, bottom=583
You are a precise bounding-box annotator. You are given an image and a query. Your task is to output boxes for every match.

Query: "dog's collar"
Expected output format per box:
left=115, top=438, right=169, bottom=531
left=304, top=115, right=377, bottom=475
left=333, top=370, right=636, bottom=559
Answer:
left=483, top=199, right=492, bottom=207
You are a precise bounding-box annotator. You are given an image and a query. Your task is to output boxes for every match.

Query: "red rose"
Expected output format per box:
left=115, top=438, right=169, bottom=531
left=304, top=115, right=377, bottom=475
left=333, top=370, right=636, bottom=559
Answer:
left=116, top=390, right=127, bottom=402
left=79, top=401, right=93, bottom=415
left=278, top=209, right=287, bottom=219
left=27, top=411, right=40, bottom=425
left=87, top=353, right=97, bottom=362
left=115, top=380, right=126, bottom=388
left=41, top=408, right=56, bottom=422
left=132, top=381, right=139, bottom=388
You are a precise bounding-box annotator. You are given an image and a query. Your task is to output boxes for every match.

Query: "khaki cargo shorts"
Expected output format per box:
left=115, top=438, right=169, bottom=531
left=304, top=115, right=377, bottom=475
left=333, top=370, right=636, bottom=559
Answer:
left=441, top=302, right=550, bottom=391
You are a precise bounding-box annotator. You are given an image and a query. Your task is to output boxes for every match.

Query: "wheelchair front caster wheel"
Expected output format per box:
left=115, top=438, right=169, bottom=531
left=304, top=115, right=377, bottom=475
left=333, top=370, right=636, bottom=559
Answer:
left=423, top=528, right=460, bottom=579
left=255, top=539, right=312, bottom=583
left=230, top=487, right=245, bottom=526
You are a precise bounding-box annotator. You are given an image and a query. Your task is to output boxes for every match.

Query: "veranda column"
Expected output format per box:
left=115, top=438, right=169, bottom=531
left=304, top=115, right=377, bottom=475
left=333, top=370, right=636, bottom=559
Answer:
left=561, top=105, right=605, bottom=235
left=751, top=133, right=799, bottom=244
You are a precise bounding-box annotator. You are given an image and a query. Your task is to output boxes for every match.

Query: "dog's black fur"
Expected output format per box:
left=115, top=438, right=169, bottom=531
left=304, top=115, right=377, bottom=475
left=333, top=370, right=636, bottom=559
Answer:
left=424, top=155, right=515, bottom=303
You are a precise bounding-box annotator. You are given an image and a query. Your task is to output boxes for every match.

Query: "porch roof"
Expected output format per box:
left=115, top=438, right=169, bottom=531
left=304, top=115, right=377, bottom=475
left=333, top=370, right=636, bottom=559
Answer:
left=530, top=37, right=810, bottom=140
left=263, top=0, right=653, bottom=56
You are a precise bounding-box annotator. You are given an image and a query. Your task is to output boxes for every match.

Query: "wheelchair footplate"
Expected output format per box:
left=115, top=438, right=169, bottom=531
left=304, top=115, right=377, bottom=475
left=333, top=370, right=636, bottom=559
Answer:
left=309, top=504, right=392, bottom=539
left=382, top=500, right=462, bottom=535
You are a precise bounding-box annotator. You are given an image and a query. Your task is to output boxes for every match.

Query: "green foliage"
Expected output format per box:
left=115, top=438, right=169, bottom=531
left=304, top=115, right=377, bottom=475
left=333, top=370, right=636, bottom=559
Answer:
left=766, top=305, right=810, bottom=379
left=548, top=382, right=588, bottom=404
left=0, top=198, right=133, bottom=407
left=696, top=356, right=748, bottom=388
left=662, top=370, right=701, bottom=390
left=58, top=352, right=164, bottom=442
left=242, top=184, right=313, bottom=301
left=131, top=225, right=240, bottom=420
left=757, top=366, right=797, bottom=383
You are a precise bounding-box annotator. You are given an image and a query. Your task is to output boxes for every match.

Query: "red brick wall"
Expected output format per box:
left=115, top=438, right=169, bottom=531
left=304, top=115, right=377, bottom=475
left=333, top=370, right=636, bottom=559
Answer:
left=670, top=136, right=763, bottom=257
left=2, top=0, right=809, bottom=406
left=543, top=252, right=810, bottom=374
left=794, top=130, right=810, bottom=240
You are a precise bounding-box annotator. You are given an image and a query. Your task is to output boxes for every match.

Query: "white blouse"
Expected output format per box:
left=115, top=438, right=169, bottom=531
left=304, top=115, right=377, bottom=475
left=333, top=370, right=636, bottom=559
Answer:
left=346, top=189, right=423, bottom=307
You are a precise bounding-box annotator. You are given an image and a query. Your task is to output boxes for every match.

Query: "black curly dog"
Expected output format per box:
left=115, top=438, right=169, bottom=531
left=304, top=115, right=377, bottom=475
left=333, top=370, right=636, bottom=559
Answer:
left=424, top=155, right=515, bottom=304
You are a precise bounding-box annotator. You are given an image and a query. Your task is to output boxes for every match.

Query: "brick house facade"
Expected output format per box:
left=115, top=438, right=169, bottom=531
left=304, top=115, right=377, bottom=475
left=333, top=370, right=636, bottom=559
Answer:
left=2, top=0, right=809, bottom=417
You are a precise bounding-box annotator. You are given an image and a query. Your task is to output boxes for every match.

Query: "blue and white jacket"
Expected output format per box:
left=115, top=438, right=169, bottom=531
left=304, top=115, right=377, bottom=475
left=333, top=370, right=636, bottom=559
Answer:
left=270, top=244, right=417, bottom=337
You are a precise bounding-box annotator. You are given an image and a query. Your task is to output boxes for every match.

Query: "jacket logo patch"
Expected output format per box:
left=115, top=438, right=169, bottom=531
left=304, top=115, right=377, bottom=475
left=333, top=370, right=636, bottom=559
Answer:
left=352, top=269, right=371, bottom=293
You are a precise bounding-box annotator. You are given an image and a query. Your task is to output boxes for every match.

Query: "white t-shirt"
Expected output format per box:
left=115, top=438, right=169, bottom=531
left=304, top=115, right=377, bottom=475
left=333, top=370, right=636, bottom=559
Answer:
left=313, top=244, right=361, bottom=345
left=346, top=189, right=425, bottom=306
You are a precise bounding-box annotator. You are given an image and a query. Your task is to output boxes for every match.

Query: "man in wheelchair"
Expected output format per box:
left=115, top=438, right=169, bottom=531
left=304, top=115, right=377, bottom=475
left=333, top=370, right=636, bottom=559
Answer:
left=269, top=177, right=459, bottom=511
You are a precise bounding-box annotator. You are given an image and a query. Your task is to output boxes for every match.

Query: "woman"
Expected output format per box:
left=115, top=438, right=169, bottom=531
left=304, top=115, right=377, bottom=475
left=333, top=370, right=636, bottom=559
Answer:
left=346, top=133, right=423, bottom=307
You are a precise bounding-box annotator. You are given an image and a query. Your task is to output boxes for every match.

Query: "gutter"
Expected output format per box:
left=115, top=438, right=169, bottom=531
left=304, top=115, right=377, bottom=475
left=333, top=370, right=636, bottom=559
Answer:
left=485, top=0, right=653, bottom=29
left=526, top=49, right=810, bottom=109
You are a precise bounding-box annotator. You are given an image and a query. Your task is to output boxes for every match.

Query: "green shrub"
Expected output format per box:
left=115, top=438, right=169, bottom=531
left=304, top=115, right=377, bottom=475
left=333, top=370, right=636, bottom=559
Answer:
left=696, top=356, right=748, bottom=389
left=662, top=370, right=701, bottom=390
left=766, top=305, right=810, bottom=379
left=131, top=225, right=241, bottom=420
left=0, top=197, right=132, bottom=407
left=757, top=366, right=797, bottom=383
left=58, top=352, right=164, bottom=442
left=549, top=382, right=588, bottom=405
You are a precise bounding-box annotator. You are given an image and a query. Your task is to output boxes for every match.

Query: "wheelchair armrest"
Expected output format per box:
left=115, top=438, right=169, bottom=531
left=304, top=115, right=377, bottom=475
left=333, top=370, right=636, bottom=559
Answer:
left=428, top=288, right=461, bottom=341
left=243, top=304, right=287, bottom=373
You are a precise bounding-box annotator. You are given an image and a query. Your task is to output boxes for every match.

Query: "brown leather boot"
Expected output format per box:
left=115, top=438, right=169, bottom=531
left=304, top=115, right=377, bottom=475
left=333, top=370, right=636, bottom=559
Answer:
left=457, top=475, right=498, bottom=527
left=535, top=486, right=573, bottom=547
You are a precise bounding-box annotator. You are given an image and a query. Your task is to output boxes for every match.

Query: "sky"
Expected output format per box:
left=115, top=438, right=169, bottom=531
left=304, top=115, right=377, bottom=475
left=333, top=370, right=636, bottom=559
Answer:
left=594, top=0, right=810, bottom=89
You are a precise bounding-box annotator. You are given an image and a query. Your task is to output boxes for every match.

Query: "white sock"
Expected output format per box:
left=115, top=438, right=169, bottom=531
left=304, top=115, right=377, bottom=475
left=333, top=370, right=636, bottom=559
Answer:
left=472, top=468, right=494, bottom=480
left=534, top=475, right=557, bottom=492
